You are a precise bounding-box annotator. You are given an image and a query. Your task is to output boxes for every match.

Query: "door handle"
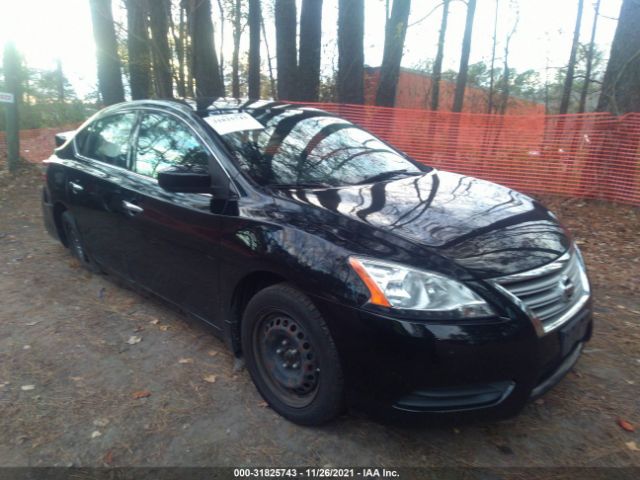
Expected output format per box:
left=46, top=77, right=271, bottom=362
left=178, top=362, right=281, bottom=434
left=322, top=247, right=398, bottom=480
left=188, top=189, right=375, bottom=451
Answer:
left=122, top=200, right=144, bottom=214
left=69, top=181, right=84, bottom=193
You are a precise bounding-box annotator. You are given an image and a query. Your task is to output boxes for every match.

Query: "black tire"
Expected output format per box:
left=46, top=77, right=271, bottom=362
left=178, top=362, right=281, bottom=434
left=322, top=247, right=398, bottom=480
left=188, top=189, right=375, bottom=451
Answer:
left=61, top=211, right=100, bottom=273
left=241, top=283, right=345, bottom=425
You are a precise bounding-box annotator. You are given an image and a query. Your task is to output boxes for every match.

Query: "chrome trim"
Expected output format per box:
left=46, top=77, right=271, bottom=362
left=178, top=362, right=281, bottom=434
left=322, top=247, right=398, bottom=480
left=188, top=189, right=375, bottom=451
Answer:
left=122, top=200, right=144, bottom=214
left=69, top=181, right=84, bottom=193
left=492, top=251, right=571, bottom=283
left=491, top=249, right=591, bottom=336
left=71, top=106, right=235, bottom=192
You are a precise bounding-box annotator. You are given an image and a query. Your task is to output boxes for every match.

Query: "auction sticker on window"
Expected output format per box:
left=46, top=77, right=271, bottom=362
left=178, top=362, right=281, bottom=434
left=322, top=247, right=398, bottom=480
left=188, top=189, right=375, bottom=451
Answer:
left=205, top=112, right=265, bottom=135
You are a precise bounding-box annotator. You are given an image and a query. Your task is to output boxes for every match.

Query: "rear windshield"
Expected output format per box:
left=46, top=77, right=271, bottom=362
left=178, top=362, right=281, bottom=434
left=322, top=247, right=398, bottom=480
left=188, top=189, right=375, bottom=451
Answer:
left=214, top=110, right=423, bottom=187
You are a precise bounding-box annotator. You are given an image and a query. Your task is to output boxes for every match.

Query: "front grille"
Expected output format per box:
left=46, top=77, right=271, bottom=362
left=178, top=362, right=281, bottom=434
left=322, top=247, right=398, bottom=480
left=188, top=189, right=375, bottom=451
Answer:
left=492, top=250, right=590, bottom=334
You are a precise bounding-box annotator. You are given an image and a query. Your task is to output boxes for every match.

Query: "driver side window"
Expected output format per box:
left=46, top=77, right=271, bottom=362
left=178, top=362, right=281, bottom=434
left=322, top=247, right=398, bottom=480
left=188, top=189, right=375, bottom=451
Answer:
left=134, top=112, right=210, bottom=178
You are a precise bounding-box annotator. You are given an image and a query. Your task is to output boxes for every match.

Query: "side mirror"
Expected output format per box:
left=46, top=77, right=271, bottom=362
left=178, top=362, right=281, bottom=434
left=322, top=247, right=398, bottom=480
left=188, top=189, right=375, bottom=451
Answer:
left=55, top=130, right=75, bottom=147
left=157, top=166, right=212, bottom=193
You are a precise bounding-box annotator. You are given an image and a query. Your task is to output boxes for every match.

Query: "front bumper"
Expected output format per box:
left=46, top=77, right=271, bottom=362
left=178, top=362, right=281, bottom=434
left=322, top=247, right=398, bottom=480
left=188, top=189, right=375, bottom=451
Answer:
left=311, top=294, right=592, bottom=420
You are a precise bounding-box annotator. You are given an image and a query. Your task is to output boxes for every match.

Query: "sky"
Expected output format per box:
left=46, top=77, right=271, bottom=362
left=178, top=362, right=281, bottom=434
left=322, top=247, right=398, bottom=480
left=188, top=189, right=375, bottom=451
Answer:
left=0, top=0, right=624, bottom=98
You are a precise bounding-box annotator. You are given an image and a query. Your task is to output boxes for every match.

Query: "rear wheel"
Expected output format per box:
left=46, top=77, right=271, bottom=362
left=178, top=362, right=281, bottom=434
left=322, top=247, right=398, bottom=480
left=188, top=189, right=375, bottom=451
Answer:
left=241, top=283, right=345, bottom=425
left=61, top=211, right=100, bottom=273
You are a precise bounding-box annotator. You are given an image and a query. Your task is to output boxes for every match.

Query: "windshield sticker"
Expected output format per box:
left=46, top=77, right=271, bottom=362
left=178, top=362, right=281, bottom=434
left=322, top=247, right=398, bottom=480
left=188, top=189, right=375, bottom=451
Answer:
left=204, top=113, right=265, bottom=135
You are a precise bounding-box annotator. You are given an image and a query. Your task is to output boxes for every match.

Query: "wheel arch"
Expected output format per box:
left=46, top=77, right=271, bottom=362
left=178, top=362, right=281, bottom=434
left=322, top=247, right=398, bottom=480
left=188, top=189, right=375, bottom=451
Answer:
left=229, top=270, right=288, bottom=356
left=53, top=202, right=69, bottom=247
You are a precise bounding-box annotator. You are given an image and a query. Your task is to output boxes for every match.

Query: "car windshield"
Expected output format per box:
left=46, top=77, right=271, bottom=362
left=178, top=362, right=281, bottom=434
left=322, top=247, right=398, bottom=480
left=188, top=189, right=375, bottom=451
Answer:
left=215, top=110, right=425, bottom=188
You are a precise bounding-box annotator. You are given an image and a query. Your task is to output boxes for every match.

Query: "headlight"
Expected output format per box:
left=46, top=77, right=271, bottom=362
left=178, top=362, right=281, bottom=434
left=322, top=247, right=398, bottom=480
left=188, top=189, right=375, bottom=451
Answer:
left=349, top=257, right=495, bottom=319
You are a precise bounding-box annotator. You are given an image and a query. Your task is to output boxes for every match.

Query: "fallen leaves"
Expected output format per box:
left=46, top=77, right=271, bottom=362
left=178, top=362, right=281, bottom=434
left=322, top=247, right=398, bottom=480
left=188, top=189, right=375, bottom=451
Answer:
left=178, top=358, right=193, bottom=364
left=617, top=418, right=635, bottom=432
left=203, top=374, right=217, bottom=384
left=626, top=441, right=640, bottom=452
left=93, top=418, right=109, bottom=427
left=132, top=390, right=151, bottom=399
left=207, top=350, right=219, bottom=357
left=90, top=431, right=102, bottom=439
left=103, top=450, right=114, bottom=465
left=20, top=385, right=35, bottom=391
left=126, top=336, right=142, bottom=345
left=158, top=325, right=169, bottom=332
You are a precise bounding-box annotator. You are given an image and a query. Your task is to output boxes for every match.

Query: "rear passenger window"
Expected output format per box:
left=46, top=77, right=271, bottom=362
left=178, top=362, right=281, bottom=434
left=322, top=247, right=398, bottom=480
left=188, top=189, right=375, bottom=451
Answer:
left=76, top=113, right=137, bottom=168
left=133, top=113, right=210, bottom=178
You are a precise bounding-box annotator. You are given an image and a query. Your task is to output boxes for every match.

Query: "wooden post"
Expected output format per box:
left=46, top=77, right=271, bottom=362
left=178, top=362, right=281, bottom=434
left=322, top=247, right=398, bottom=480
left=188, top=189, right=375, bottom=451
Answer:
left=3, top=42, right=21, bottom=173
left=0, top=92, right=19, bottom=172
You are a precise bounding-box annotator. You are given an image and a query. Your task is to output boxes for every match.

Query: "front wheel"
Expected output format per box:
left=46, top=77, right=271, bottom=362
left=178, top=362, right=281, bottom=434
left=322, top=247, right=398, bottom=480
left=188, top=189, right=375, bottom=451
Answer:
left=241, top=283, right=345, bottom=425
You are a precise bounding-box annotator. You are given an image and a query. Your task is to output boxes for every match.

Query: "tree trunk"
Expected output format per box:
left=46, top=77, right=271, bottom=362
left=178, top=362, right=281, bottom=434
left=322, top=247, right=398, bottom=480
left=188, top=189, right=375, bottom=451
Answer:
left=598, top=0, right=640, bottom=114
left=337, top=0, right=364, bottom=105
left=430, top=0, right=450, bottom=111
left=170, top=2, right=186, bottom=97
left=262, top=16, right=277, bottom=99
left=275, top=0, right=297, bottom=100
left=89, top=0, right=125, bottom=105
left=191, top=0, right=223, bottom=109
left=216, top=0, right=226, bottom=95
left=559, top=0, right=584, bottom=114
left=126, top=0, right=151, bottom=100
left=149, top=0, right=173, bottom=98
left=55, top=58, right=65, bottom=103
left=232, top=0, right=242, bottom=98
left=578, top=0, right=601, bottom=113
left=375, top=0, right=412, bottom=107
left=298, top=0, right=323, bottom=101
left=499, top=13, right=518, bottom=114
left=487, top=0, right=499, bottom=113
left=248, top=0, right=262, bottom=99
left=452, top=0, right=476, bottom=112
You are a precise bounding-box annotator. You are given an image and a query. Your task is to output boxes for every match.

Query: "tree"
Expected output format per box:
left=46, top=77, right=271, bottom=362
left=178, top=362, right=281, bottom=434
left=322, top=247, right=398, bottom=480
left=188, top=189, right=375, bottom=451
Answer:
left=499, top=4, right=519, bottom=114
left=375, top=0, right=412, bottom=107
left=598, top=0, right=640, bottom=114
left=298, top=0, right=323, bottom=101
left=126, top=0, right=151, bottom=100
left=149, top=0, right=173, bottom=98
left=452, top=0, right=477, bottom=112
left=487, top=0, right=499, bottom=113
left=191, top=0, right=223, bottom=108
left=248, top=0, right=261, bottom=99
left=559, top=0, right=584, bottom=114
left=337, top=0, right=364, bottom=104
left=231, top=0, right=243, bottom=98
left=431, top=0, right=450, bottom=111
left=578, top=0, right=601, bottom=113
left=89, top=0, right=125, bottom=105
left=275, top=0, right=297, bottom=100
left=55, top=59, right=65, bottom=103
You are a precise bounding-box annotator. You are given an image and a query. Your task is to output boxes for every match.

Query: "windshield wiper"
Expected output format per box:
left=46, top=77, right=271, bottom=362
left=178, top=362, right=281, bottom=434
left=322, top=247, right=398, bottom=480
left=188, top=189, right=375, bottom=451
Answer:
left=356, top=169, right=421, bottom=185
left=267, top=182, right=332, bottom=189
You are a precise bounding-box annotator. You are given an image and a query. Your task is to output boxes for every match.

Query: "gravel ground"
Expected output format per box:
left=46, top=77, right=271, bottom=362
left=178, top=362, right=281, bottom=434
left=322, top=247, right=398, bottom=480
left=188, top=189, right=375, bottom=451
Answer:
left=0, top=163, right=639, bottom=469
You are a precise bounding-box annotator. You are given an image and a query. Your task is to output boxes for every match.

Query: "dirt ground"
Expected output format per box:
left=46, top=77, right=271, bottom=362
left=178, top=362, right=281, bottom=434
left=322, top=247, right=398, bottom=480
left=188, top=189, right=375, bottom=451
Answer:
left=0, top=162, right=639, bottom=469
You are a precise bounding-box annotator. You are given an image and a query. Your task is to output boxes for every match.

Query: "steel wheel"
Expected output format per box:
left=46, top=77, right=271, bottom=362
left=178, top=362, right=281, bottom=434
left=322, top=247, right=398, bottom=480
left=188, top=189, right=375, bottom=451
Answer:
left=253, top=311, right=319, bottom=408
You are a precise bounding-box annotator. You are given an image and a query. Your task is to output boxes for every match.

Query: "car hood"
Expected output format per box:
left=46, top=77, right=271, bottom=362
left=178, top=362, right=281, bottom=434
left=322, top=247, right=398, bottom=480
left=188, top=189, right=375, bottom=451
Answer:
left=278, top=170, right=571, bottom=278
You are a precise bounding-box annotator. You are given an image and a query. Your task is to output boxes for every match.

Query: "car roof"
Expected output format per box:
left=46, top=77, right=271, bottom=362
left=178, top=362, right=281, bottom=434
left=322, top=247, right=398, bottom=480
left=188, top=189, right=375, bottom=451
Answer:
left=101, top=98, right=327, bottom=119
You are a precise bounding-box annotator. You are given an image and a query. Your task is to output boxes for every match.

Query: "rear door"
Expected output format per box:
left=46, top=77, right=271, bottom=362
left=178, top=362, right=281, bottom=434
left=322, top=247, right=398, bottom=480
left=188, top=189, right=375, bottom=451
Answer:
left=67, top=111, right=138, bottom=275
left=118, top=110, right=225, bottom=325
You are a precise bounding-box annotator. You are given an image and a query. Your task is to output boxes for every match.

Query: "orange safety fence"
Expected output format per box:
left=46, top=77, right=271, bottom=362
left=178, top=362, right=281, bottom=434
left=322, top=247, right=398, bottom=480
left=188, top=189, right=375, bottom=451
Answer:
left=305, top=103, right=640, bottom=206
left=2, top=106, right=639, bottom=205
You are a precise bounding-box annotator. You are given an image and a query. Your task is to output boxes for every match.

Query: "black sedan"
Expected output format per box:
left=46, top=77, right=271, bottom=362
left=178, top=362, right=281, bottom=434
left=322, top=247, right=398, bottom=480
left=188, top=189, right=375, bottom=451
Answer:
left=42, top=99, right=593, bottom=425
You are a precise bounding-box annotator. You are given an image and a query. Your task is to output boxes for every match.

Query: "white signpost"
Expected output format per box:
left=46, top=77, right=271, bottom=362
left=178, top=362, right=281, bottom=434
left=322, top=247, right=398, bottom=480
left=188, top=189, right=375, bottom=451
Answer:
left=0, top=92, right=15, bottom=104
